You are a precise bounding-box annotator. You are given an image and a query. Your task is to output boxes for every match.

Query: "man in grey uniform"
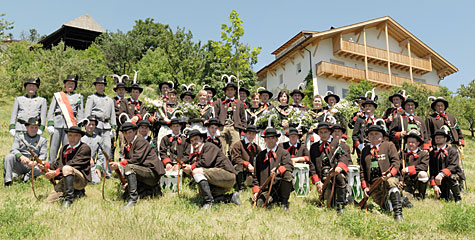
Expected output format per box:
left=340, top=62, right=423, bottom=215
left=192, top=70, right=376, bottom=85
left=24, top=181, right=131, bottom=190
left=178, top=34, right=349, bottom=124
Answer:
left=4, top=117, right=47, bottom=187
left=84, top=76, right=116, bottom=169
left=80, top=116, right=106, bottom=184
left=9, top=77, right=47, bottom=136
left=47, top=74, right=84, bottom=164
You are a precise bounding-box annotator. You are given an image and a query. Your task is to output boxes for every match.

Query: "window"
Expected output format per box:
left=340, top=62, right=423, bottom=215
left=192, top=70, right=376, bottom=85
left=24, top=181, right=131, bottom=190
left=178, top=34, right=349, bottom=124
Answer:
left=296, top=63, right=302, bottom=74
left=279, top=74, right=284, bottom=85
left=342, top=88, right=349, bottom=98
left=414, top=78, right=426, bottom=83
left=330, top=59, right=345, bottom=66
left=392, top=73, right=399, bottom=76
left=327, top=85, right=335, bottom=93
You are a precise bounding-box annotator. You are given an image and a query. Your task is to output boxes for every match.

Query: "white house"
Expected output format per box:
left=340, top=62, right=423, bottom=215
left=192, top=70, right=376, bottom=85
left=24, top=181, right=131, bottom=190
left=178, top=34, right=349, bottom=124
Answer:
left=256, top=16, right=458, bottom=98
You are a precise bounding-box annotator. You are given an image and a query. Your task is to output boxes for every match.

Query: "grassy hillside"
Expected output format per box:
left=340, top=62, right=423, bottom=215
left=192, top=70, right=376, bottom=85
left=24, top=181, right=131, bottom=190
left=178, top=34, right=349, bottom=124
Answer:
left=0, top=97, right=474, bottom=239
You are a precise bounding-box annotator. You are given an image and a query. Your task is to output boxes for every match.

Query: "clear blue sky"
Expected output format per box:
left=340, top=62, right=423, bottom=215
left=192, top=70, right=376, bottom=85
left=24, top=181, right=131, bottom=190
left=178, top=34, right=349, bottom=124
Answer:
left=2, top=0, right=473, bottom=92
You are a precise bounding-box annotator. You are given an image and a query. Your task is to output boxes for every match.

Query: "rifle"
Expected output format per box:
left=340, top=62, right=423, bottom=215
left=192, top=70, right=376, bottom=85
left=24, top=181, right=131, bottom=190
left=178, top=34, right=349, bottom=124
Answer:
left=253, top=172, right=276, bottom=208
left=358, top=167, right=392, bottom=209
left=457, top=145, right=468, bottom=191
left=318, top=141, right=344, bottom=207
left=175, top=157, right=185, bottom=197
left=98, top=143, right=127, bottom=200
left=19, top=138, right=56, bottom=186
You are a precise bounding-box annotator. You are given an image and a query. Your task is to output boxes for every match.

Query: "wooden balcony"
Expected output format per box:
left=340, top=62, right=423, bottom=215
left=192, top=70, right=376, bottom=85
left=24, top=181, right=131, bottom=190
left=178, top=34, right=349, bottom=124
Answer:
left=316, top=61, right=440, bottom=92
left=334, top=38, right=432, bottom=75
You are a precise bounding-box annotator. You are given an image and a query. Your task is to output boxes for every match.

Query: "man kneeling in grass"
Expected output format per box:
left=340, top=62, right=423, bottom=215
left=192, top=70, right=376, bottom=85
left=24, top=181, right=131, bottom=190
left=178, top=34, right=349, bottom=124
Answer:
left=183, top=130, right=241, bottom=209
left=44, top=126, right=91, bottom=209
left=109, top=122, right=165, bottom=209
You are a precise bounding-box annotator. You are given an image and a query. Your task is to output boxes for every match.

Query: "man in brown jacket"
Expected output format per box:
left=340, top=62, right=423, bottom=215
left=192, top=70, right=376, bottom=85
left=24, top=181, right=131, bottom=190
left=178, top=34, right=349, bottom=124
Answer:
left=400, top=130, right=429, bottom=205
left=390, top=98, right=430, bottom=151
left=309, top=123, right=351, bottom=213
left=251, top=128, right=293, bottom=210
left=183, top=130, right=241, bottom=209
left=159, top=118, right=190, bottom=170
left=214, top=82, right=247, bottom=155
left=119, top=83, right=147, bottom=125
left=429, top=129, right=462, bottom=203
left=281, top=127, right=310, bottom=165
left=231, top=125, right=261, bottom=191
left=44, top=126, right=91, bottom=209
left=352, top=98, right=379, bottom=163
left=426, top=97, right=464, bottom=147
left=110, top=122, right=165, bottom=209
left=359, top=125, right=403, bottom=221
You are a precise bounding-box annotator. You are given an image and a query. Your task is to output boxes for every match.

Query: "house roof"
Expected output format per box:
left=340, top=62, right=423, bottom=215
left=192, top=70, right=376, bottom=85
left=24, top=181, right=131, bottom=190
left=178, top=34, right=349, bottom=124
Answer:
left=39, top=14, right=105, bottom=50
left=257, top=16, right=458, bottom=80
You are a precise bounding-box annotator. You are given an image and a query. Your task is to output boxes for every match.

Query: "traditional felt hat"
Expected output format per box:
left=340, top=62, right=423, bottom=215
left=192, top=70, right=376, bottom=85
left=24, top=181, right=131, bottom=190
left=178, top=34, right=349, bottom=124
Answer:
left=331, top=124, right=347, bottom=134
left=404, top=129, right=424, bottom=146
left=389, top=90, right=406, bottom=103
left=365, top=124, right=387, bottom=136
left=203, top=85, right=216, bottom=96
left=402, top=98, right=419, bottom=109
left=65, top=126, right=85, bottom=136
left=262, top=128, right=281, bottom=138
left=159, top=81, right=174, bottom=90
left=244, top=125, right=259, bottom=133
left=93, top=76, right=107, bottom=86
left=167, top=118, right=181, bottom=126
left=187, top=129, right=206, bottom=142
left=180, top=91, right=195, bottom=100
left=120, top=122, right=138, bottom=132
left=239, top=86, right=250, bottom=97
left=363, top=99, right=378, bottom=109
left=24, top=77, right=40, bottom=88
left=204, top=118, right=223, bottom=127
left=24, top=117, right=40, bottom=126
left=222, top=82, right=238, bottom=91
left=432, top=128, right=450, bottom=139
left=63, top=74, right=79, bottom=90
left=258, top=88, right=274, bottom=99
left=316, top=122, right=332, bottom=131
left=86, top=115, right=99, bottom=125
left=284, top=127, right=300, bottom=137
left=137, top=120, right=151, bottom=128
left=430, top=97, right=449, bottom=111
left=128, top=83, right=143, bottom=93
left=324, top=91, right=340, bottom=104
left=289, top=89, right=305, bottom=99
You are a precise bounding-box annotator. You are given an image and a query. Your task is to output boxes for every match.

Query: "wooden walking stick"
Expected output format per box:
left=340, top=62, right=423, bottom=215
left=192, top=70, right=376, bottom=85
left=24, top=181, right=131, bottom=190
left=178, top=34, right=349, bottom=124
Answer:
left=253, top=172, right=276, bottom=207
left=31, top=164, right=39, bottom=201
left=264, top=173, right=276, bottom=207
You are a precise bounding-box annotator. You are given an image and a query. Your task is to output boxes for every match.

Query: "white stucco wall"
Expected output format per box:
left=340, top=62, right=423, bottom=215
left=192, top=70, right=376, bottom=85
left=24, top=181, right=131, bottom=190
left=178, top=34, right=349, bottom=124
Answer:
left=261, top=25, right=442, bottom=98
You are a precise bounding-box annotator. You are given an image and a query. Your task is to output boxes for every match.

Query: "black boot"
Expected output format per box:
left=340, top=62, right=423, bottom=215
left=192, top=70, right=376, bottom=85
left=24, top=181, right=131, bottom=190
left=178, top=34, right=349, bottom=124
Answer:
left=335, top=187, right=347, bottom=214
left=4, top=181, right=12, bottom=188
left=197, top=180, right=214, bottom=209
left=62, top=175, right=75, bottom=209
left=230, top=192, right=242, bottom=205
left=417, top=181, right=427, bottom=200
left=390, top=191, right=403, bottom=222
left=279, top=181, right=292, bottom=211
left=123, top=173, right=138, bottom=210
left=235, top=172, right=247, bottom=191
left=450, top=182, right=462, bottom=203
left=402, top=196, right=414, bottom=208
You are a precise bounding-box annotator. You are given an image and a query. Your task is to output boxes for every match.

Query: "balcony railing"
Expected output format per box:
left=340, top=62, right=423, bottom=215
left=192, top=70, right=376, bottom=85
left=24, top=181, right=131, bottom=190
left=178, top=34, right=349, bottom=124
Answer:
left=316, top=61, right=440, bottom=92
left=334, top=38, right=432, bottom=74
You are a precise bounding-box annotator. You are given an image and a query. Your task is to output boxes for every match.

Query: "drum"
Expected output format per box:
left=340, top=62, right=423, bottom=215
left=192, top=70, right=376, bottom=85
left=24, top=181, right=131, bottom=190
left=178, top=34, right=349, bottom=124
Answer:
left=347, top=165, right=363, bottom=201
left=293, top=163, right=310, bottom=197
left=160, top=170, right=183, bottom=192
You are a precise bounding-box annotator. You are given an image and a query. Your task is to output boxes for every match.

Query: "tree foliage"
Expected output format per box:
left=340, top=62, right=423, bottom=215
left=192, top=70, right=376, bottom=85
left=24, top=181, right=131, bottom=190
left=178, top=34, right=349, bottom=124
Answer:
left=0, top=13, right=14, bottom=40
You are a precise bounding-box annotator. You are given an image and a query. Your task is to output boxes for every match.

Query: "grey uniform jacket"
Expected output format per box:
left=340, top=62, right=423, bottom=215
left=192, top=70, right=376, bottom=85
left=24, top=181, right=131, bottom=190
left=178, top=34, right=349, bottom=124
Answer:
left=11, top=133, right=48, bottom=161
left=47, top=92, right=84, bottom=128
left=81, top=133, right=106, bottom=166
left=10, top=95, right=47, bottom=131
left=85, top=93, right=116, bottom=130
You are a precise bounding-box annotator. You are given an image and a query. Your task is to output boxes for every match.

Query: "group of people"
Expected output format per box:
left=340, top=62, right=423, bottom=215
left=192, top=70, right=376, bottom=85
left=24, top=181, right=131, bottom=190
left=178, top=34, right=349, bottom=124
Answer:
left=3, top=74, right=466, bottom=221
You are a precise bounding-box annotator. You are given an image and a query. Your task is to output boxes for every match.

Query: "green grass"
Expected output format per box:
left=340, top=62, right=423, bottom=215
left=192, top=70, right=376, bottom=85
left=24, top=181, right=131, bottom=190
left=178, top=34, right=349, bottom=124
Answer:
left=0, top=97, right=474, bottom=239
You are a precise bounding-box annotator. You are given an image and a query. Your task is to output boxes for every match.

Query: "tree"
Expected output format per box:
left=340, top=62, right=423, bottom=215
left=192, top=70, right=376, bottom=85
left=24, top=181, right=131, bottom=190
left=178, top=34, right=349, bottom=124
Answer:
left=345, top=79, right=376, bottom=105
left=19, top=29, right=42, bottom=43
left=0, top=13, right=14, bottom=40
left=456, top=80, right=475, bottom=136
left=212, top=10, right=261, bottom=87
